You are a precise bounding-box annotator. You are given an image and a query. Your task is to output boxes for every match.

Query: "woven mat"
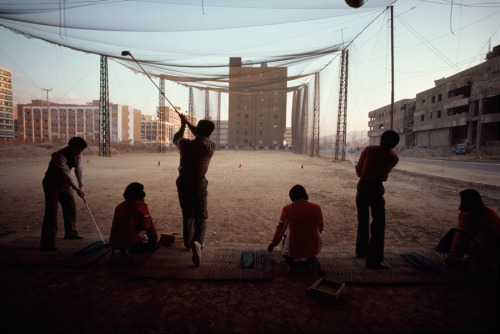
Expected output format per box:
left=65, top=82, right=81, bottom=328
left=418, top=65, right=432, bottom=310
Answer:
left=0, top=236, right=110, bottom=268
left=317, top=250, right=459, bottom=284
left=131, top=247, right=272, bottom=281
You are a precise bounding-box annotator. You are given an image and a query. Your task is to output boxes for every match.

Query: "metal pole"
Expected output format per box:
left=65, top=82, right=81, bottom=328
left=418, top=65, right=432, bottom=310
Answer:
left=41, top=88, right=52, bottom=142
left=390, top=5, right=394, bottom=130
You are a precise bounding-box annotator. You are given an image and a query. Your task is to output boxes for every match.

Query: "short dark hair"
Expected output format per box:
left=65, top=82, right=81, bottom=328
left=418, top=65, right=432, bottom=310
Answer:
left=197, top=120, right=215, bottom=137
left=68, top=137, right=88, bottom=150
left=289, top=184, right=309, bottom=202
left=123, top=182, right=146, bottom=201
left=380, top=130, right=399, bottom=149
left=459, top=189, right=484, bottom=212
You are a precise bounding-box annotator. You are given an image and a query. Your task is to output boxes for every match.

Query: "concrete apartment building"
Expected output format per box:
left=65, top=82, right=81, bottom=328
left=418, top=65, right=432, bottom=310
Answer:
left=17, top=99, right=142, bottom=145
left=141, top=114, right=158, bottom=144
left=214, top=120, right=228, bottom=147
left=143, top=107, right=205, bottom=147
left=0, top=66, right=14, bottom=140
left=228, top=57, right=287, bottom=149
left=368, top=45, right=500, bottom=148
left=368, top=99, right=416, bottom=147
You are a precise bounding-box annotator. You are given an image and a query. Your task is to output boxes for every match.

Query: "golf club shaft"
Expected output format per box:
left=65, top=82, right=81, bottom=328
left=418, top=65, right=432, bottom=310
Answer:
left=121, top=51, right=181, bottom=118
left=83, top=198, right=106, bottom=244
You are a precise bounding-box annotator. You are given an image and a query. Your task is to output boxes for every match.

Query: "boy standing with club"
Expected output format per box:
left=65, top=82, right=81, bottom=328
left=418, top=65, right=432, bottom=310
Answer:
left=40, top=137, right=87, bottom=251
left=173, top=114, right=215, bottom=267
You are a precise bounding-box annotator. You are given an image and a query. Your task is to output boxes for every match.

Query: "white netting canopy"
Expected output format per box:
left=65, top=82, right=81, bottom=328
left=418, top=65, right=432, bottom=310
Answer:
left=0, top=0, right=395, bottom=91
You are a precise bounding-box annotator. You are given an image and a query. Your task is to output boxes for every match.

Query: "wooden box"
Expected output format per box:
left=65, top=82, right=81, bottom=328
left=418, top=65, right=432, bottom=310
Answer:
left=307, top=278, right=345, bottom=301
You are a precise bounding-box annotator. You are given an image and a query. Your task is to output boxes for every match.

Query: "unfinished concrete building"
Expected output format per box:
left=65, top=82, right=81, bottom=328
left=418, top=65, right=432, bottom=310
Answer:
left=368, top=45, right=500, bottom=148
left=368, top=99, right=416, bottom=147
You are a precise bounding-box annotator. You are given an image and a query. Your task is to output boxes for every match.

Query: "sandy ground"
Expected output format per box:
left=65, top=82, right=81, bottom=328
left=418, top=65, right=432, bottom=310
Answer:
left=0, top=146, right=499, bottom=333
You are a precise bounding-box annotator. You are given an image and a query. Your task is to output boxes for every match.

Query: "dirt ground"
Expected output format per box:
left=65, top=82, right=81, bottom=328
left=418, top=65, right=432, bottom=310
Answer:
left=0, top=146, right=499, bottom=333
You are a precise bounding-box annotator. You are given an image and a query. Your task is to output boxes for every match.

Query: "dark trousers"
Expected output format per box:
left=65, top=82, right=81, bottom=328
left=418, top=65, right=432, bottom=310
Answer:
left=176, top=177, right=208, bottom=248
left=40, top=179, right=79, bottom=248
left=355, top=180, right=386, bottom=265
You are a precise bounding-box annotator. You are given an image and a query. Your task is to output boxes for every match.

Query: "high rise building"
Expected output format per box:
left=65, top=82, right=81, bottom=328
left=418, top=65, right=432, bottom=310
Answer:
left=158, top=106, right=195, bottom=146
left=228, top=57, right=287, bottom=148
left=0, top=66, right=14, bottom=140
left=16, top=99, right=143, bottom=145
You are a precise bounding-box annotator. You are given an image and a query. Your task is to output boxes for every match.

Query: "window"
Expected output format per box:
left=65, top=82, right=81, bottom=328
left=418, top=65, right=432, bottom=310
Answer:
left=421, top=115, right=424, bottom=121
left=437, top=110, right=441, bottom=118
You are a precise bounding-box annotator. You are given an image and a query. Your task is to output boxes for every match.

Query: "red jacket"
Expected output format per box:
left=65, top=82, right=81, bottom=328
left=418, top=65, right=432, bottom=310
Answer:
left=451, top=207, right=500, bottom=257
left=271, top=199, right=324, bottom=258
left=356, top=145, right=399, bottom=182
left=109, top=200, right=152, bottom=249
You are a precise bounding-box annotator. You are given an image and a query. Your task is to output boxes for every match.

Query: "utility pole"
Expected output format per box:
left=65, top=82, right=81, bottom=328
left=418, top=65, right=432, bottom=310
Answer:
left=41, top=88, right=52, bottom=142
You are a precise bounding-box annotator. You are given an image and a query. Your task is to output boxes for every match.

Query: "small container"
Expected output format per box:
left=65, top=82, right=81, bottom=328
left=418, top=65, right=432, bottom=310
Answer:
left=307, top=278, right=345, bottom=301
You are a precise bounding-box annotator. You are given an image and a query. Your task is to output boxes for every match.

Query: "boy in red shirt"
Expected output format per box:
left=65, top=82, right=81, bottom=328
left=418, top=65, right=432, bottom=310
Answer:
left=109, top=182, right=158, bottom=253
left=268, top=185, right=324, bottom=264
left=355, top=130, right=399, bottom=269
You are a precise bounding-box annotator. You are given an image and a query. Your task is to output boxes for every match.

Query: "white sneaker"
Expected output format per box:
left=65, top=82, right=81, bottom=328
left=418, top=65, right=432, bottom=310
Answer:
left=191, top=241, right=201, bottom=267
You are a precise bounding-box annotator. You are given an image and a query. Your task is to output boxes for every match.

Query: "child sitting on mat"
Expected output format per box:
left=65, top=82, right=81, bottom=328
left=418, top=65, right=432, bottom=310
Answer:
left=437, top=189, right=500, bottom=266
left=267, top=185, right=324, bottom=266
left=109, top=182, right=159, bottom=253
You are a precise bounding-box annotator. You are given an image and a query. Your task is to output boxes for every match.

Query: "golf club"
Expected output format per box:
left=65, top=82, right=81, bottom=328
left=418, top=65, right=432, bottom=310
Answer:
left=82, top=197, right=106, bottom=244
left=121, top=50, right=182, bottom=118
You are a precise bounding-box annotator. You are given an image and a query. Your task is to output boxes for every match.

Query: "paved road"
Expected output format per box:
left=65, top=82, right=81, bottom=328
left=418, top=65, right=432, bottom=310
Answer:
left=399, top=157, right=500, bottom=175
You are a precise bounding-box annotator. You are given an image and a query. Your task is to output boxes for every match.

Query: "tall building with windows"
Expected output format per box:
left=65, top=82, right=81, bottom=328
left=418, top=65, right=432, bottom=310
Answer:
left=228, top=57, right=287, bottom=148
left=141, top=114, right=158, bottom=144
left=16, top=99, right=143, bottom=145
left=141, top=107, right=196, bottom=147
left=0, top=66, right=14, bottom=140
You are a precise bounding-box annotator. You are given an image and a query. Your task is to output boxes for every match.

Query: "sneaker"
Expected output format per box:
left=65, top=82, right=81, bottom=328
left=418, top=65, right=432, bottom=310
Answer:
left=191, top=241, right=202, bottom=267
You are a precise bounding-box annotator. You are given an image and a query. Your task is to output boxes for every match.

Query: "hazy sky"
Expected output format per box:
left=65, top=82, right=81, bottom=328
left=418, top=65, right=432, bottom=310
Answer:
left=1, top=0, right=499, bottom=135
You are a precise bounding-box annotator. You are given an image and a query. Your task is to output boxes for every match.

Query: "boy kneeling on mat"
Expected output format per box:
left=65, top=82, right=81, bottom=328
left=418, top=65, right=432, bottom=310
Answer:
left=109, top=182, right=159, bottom=253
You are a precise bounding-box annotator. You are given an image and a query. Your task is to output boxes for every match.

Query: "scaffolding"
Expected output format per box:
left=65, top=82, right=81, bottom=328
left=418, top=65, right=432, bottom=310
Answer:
left=216, top=91, right=221, bottom=149
left=335, top=49, right=349, bottom=161
left=157, top=78, right=166, bottom=153
left=311, top=72, right=320, bottom=157
left=99, top=55, right=110, bottom=157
